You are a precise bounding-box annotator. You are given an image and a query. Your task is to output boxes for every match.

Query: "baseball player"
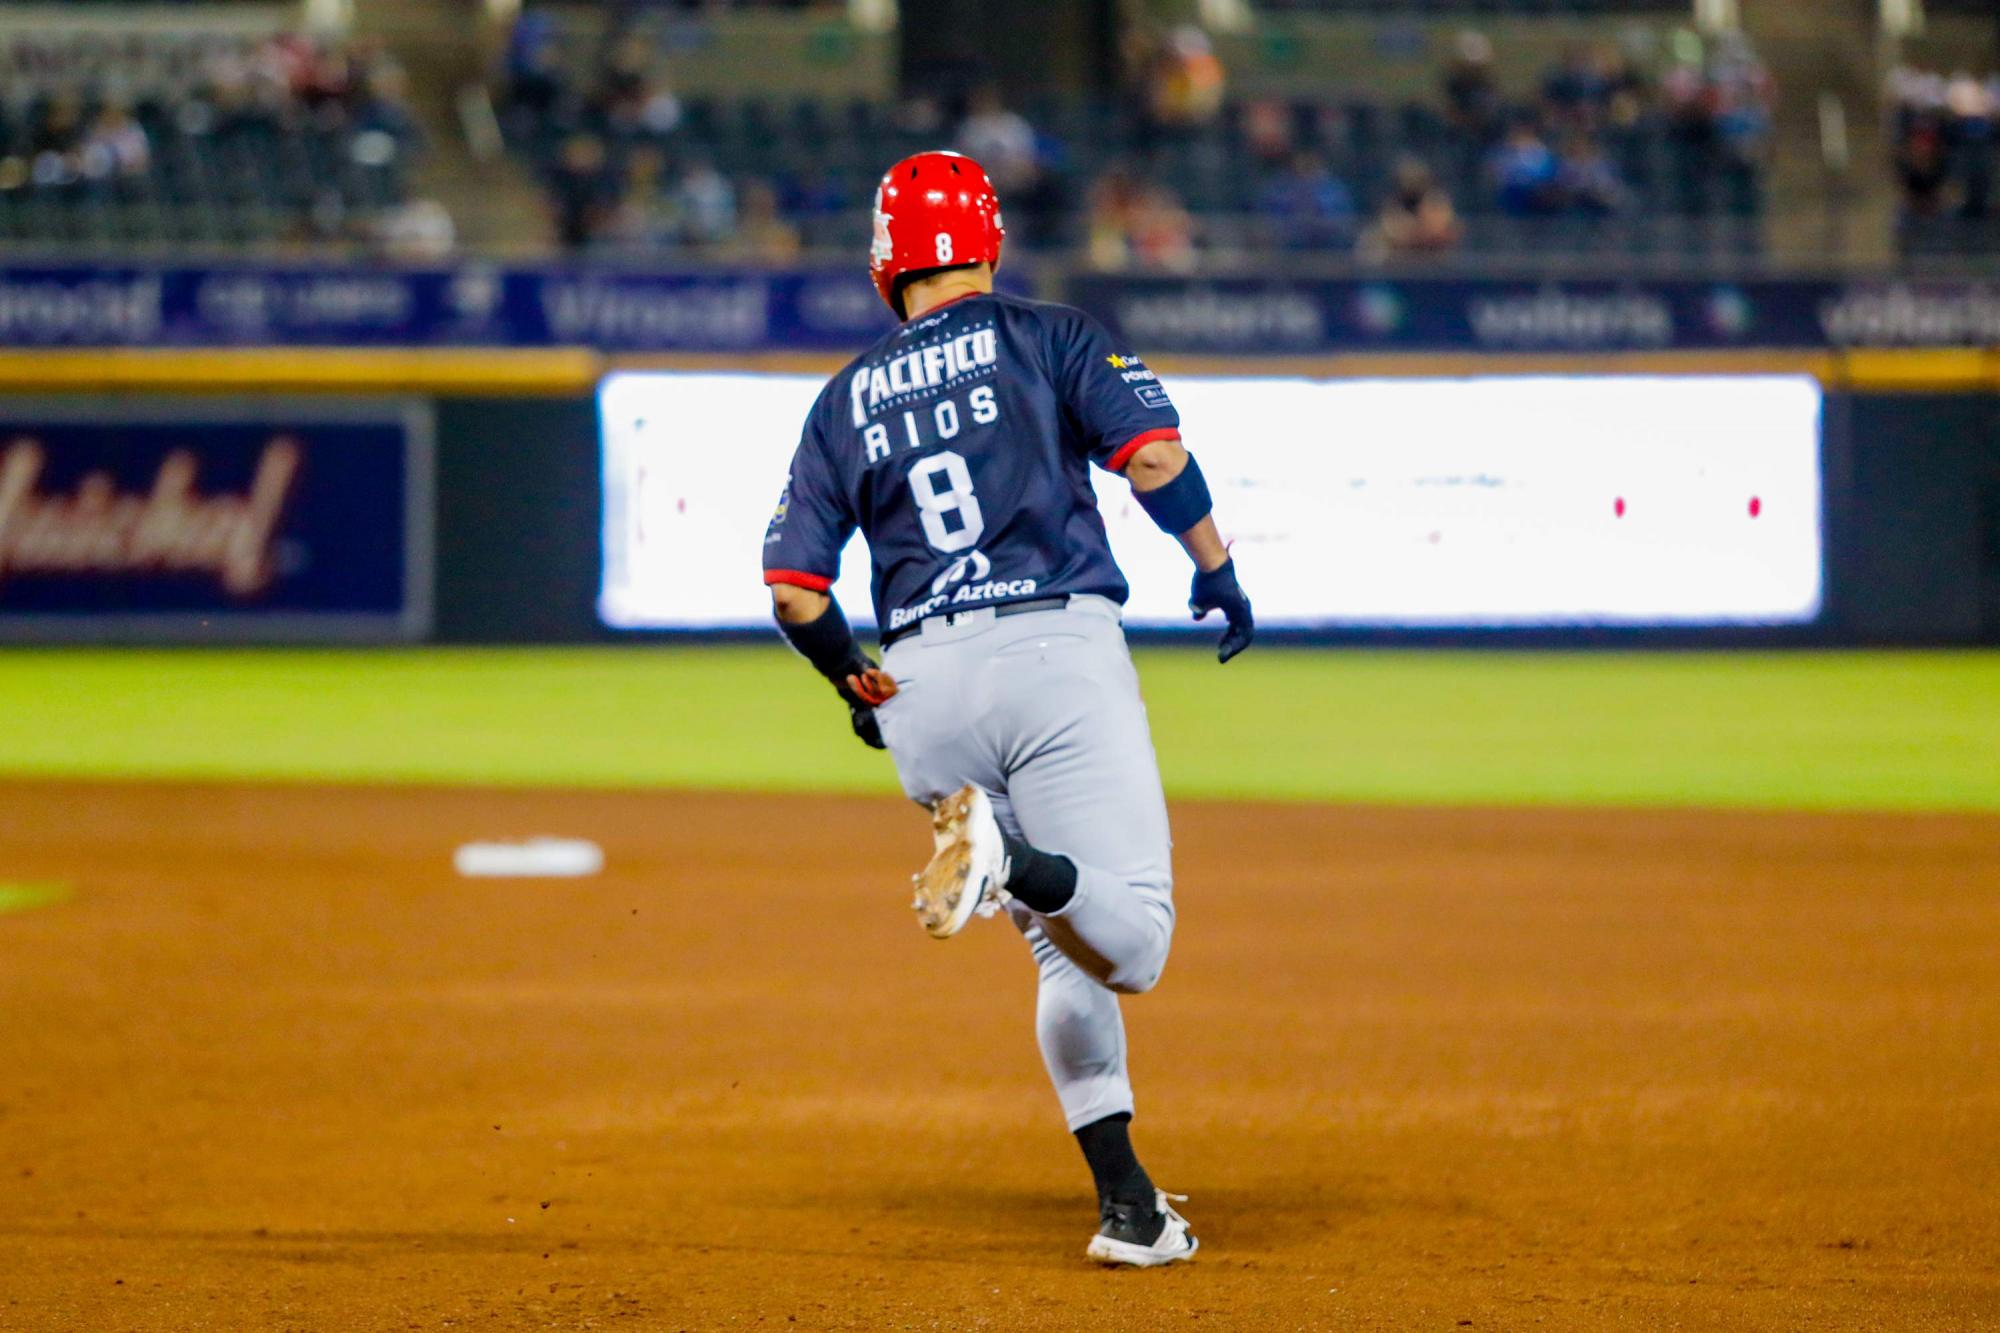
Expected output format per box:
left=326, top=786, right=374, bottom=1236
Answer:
left=762, top=151, right=1253, bottom=1266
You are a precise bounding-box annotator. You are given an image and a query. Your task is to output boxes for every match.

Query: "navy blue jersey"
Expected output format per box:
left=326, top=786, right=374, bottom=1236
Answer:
left=762, top=291, right=1180, bottom=634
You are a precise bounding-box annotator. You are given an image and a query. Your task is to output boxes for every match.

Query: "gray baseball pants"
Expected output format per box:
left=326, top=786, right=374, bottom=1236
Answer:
left=877, top=594, right=1175, bottom=1130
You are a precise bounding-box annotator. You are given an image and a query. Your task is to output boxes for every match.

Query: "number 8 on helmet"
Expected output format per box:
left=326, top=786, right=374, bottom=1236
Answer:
left=869, top=151, right=1006, bottom=320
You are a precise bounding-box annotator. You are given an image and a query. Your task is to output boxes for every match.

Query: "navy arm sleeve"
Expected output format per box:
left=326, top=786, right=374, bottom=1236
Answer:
left=762, top=416, right=854, bottom=593
left=1051, top=311, right=1183, bottom=473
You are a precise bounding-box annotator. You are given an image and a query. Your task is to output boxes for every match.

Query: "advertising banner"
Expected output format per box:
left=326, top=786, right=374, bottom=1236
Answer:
left=0, top=264, right=920, bottom=350
left=1069, top=274, right=2000, bottom=355
left=598, top=371, right=1823, bottom=631
left=0, top=401, right=432, bottom=642
left=6, top=261, right=2000, bottom=353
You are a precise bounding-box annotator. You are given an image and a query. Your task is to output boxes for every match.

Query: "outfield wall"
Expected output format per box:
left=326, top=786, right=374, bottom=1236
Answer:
left=0, top=349, right=1996, bottom=646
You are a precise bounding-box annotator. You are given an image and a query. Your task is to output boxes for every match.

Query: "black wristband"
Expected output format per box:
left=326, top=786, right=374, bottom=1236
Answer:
left=1134, top=453, right=1212, bottom=536
left=776, top=598, right=869, bottom=682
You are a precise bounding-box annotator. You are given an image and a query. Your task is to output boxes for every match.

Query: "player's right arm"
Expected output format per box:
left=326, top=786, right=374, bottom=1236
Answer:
left=1122, top=435, right=1231, bottom=574
left=763, top=416, right=897, bottom=747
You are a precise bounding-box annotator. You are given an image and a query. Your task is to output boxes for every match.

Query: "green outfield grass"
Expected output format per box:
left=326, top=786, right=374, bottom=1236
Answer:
left=3, top=647, right=1997, bottom=811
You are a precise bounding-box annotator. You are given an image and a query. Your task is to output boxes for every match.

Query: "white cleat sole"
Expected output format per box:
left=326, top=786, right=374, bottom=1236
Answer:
left=1086, top=1190, right=1199, bottom=1268
left=910, top=784, right=1008, bottom=939
left=1085, top=1231, right=1200, bottom=1267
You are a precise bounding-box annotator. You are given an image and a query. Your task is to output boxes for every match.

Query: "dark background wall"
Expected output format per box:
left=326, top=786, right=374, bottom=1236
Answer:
left=433, top=398, right=603, bottom=643
left=897, top=0, right=1120, bottom=99
left=1829, top=395, right=2000, bottom=644
left=427, top=389, right=2000, bottom=647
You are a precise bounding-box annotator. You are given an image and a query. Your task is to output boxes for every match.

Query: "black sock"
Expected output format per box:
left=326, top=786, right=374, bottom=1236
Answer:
left=1001, top=833, right=1077, bottom=913
left=1074, top=1112, right=1157, bottom=1213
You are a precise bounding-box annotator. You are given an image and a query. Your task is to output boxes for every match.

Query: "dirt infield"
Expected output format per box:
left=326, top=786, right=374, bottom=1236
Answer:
left=3, top=781, right=1997, bottom=1331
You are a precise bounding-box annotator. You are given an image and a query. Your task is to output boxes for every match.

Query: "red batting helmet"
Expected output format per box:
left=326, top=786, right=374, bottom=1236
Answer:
left=869, top=150, right=1005, bottom=318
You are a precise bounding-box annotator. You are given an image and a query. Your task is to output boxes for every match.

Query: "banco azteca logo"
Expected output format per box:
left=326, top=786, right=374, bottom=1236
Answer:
left=931, top=548, right=992, bottom=596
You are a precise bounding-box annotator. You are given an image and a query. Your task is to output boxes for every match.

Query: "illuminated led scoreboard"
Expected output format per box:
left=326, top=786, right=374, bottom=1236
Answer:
left=600, top=372, right=1823, bottom=631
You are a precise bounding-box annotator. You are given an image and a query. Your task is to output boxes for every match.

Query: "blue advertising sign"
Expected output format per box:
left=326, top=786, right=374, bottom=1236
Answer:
left=0, top=401, right=432, bottom=642
left=1067, top=275, right=1783, bottom=354
left=1070, top=275, right=2000, bottom=354
left=0, top=264, right=933, bottom=350
left=4, top=261, right=2000, bottom=353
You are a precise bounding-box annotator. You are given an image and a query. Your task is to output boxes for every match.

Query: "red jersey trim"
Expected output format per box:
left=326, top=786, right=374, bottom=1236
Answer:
left=1105, top=427, right=1182, bottom=474
left=763, top=569, right=834, bottom=592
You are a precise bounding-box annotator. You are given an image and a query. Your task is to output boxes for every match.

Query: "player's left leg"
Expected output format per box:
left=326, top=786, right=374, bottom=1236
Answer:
left=981, top=605, right=1195, bottom=1265
left=984, top=604, right=1176, bottom=997
left=996, top=831, right=1192, bottom=1267
left=1013, top=904, right=1134, bottom=1129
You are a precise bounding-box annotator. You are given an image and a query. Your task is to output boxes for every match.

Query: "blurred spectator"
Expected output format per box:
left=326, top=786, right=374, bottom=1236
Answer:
left=1087, top=170, right=1196, bottom=272
left=1442, top=31, right=1500, bottom=138
left=1657, top=29, right=1772, bottom=166
left=1128, top=185, right=1197, bottom=271
left=376, top=198, right=457, bottom=261
left=1086, top=170, right=1141, bottom=268
left=1256, top=152, right=1356, bottom=250
left=1897, top=122, right=1953, bottom=218
left=1947, top=75, right=1996, bottom=218
left=594, top=30, right=681, bottom=144
left=955, top=85, right=1068, bottom=244
left=549, top=133, right=613, bottom=250
left=600, top=144, right=671, bottom=248
left=597, top=31, right=652, bottom=112
left=30, top=89, right=87, bottom=189
left=1707, top=33, right=1774, bottom=164
left=505, top=11, right=567, bottom=127
left=297, top=39, right=357, bottom=124
left=892, top=94, right=949, bottom=140
left=1240, top=97, right=1295, bottom=170
left=1558, top=135, right=1626, bottom=216
left=79, top=101, right=151, bottom=183
left=1489, top=120, right=1561, bottom=216
left=956, top=84, right=1038, bottom=193
left=1887, top=63, right=1996, bottom=224
left=1139, top=25, right=1225, bottom=133
left=1541, top=42, right=1642, bottom=134
left=673, top=158, right=737, bottom=247
left=1364, top=157, right=1463, bottom=259
left=355, top=63, right=422, bottom=144
left=721, top=180, right=803, bottom=264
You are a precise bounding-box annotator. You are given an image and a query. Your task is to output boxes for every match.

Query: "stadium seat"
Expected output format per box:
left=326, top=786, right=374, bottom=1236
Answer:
left=0, top=28, right=418, bottom=251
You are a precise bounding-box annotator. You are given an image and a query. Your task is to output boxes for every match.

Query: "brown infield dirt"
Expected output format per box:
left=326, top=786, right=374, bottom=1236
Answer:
left=2, top=780, right=1998, bottom=1332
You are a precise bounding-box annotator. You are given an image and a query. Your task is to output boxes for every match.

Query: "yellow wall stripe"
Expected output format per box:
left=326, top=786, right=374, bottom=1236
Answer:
left=0, top=346, right=1992, bottom=396
left=0, top=348, right=603, bottom=397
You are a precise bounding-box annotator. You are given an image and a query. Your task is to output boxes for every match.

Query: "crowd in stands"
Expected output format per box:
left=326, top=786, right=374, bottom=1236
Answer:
left=0, top=11, right=1782, bottom=264
left=1889, top=65, right=2000, bottom=249
left=0, top=29, right=443, bottom=254
left=500, top=15, right=1772, bottom=264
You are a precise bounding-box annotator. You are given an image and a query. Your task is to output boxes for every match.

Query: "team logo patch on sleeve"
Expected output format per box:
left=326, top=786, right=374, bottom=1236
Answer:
left=1109, top=351, right=1168, bottom=406
left=764, top=480, right=792, bottom=545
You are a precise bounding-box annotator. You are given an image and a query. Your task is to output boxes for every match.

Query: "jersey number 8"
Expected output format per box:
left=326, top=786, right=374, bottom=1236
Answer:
left=909, top=450, right=983, bottom=553
left=934, top=232, right=953, bottom=263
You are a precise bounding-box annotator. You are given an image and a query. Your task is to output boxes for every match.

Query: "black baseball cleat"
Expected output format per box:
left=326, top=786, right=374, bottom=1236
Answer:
left=1086, top=1190, right=1199, bottom=1267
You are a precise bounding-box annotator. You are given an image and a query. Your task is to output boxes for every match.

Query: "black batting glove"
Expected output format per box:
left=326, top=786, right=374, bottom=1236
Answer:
left=846, top=699, right=886, bottom=749
left=1190, top=558, right=1255, bottom=664
left=832, top=655, right=894, bottom=751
